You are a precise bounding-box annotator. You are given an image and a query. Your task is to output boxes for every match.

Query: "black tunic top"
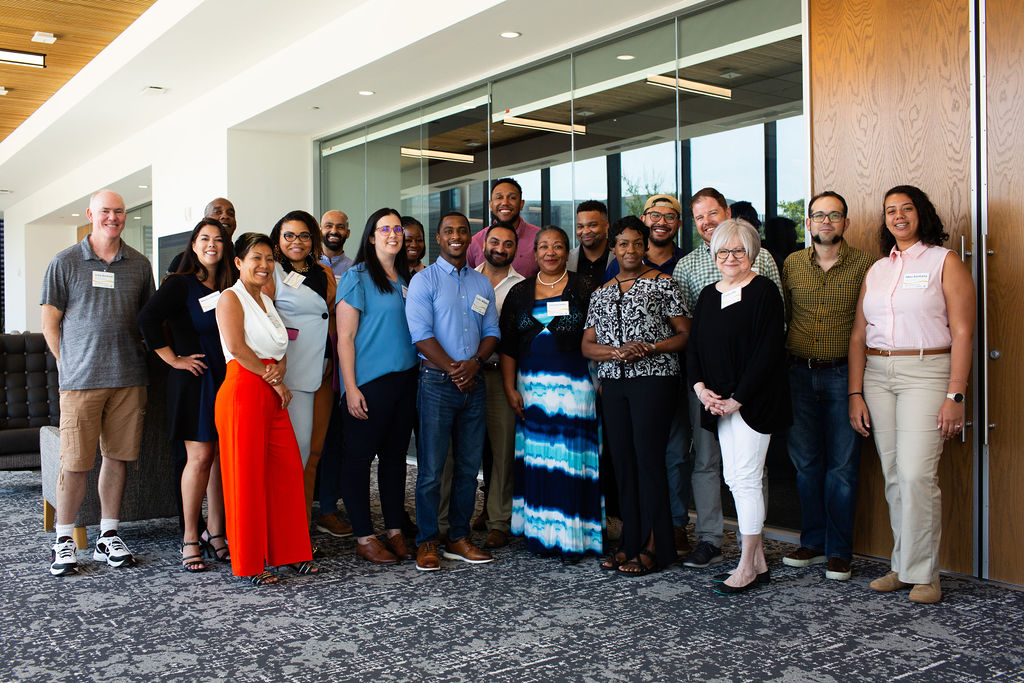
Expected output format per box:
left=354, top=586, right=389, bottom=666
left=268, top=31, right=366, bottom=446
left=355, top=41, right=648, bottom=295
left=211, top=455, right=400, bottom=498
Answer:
left=686, top=274, right=791, bottom=435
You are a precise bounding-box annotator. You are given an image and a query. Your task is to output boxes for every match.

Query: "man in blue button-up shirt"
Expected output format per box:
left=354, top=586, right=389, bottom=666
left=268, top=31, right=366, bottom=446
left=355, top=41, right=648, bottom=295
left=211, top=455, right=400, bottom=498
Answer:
left=405, top=211, right=500, bottom=571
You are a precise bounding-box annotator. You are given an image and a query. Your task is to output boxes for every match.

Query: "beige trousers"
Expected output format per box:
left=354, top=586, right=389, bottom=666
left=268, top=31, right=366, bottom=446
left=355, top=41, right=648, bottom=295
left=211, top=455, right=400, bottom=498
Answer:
left=864, top=353, right=949, bottom=584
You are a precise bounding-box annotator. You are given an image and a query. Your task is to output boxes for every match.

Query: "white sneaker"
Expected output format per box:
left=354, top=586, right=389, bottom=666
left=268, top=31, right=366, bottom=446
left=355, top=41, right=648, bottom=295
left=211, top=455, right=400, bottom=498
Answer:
left=93, top=531, right=135, bottom=568
left=50, top=536, right=79, bottom=576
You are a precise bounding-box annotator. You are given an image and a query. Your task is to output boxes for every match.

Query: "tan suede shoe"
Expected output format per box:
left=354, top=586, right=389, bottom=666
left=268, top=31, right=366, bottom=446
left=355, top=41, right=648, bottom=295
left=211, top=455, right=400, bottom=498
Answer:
left=909, top=580, right=942, bottom=604
left=869, top=571, right=911, bottom=592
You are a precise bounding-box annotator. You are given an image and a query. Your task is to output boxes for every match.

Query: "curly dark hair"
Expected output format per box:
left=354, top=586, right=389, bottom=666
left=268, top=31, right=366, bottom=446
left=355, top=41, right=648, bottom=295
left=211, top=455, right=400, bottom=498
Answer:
left=609, top=215, right=650, bottom=251
left=269, top=210, right=323, bottom=266
left=879, top=185, right=948, bottom=253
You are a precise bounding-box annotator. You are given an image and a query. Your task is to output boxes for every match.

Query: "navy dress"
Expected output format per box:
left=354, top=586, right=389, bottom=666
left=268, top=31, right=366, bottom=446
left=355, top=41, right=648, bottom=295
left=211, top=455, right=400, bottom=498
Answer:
left=138, top=274, right=227, bottom=441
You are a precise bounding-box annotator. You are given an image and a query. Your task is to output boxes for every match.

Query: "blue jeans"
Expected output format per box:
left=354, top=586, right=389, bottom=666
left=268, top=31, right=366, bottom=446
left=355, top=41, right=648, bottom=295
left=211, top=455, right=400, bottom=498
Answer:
left=665, top=377, right=692, bottom=527
left=786, top=363, right=861, bottom=561
left=415, top=366, right=486, bottom=546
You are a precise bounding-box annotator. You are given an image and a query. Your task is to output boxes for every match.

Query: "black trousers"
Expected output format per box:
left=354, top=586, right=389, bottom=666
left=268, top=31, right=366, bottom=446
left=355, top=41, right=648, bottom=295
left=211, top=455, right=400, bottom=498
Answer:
left=339, top=368, right=417, bottom=537
left=601, top=375, right=677, bottom=568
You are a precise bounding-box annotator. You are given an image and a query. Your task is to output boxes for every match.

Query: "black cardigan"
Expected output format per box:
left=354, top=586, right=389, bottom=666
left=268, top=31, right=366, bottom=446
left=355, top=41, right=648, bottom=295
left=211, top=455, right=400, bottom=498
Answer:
left=498, top=273, right=590, bottom=360
left=686, top=275, right=791, bottom=435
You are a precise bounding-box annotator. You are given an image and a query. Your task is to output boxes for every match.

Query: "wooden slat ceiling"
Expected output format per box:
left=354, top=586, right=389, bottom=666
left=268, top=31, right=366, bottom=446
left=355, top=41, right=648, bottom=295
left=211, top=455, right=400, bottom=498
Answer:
left=0, top=0, right=157, bottom=142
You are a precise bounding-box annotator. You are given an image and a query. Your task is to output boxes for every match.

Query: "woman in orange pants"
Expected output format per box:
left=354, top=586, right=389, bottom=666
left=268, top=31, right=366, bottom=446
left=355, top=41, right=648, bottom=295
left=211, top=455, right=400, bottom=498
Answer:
left=215, top=232, right=321, bottom=585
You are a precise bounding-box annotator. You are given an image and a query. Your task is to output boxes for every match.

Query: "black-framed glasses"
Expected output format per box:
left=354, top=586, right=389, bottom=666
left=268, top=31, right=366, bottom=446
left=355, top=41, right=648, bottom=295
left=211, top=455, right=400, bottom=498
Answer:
left=377, top=226, right=404, bottom=235
left=282, top=231, right=312, bottom=242
left=644, top=210, right=679, bottom=223
left=809, top=211, right=845, bottom=223
left=715, top=247, right=748, bottom=260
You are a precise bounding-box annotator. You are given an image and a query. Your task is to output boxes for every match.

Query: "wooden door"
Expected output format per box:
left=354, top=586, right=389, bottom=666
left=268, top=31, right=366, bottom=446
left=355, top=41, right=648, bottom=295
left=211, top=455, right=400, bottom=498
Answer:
left=983, top=0, right=1024, bottom=585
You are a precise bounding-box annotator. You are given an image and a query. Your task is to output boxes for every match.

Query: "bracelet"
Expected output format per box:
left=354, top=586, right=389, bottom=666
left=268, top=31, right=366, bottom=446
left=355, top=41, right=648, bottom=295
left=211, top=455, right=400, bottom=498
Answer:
left=848, top=391, right=863, bottom=397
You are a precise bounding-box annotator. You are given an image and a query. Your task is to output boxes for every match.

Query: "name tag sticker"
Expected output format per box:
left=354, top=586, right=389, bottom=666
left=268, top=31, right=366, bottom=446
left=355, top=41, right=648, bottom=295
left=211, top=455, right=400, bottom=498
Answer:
left=902, top=272, right=929, bottom=289
left=472, top=294, right=489, bottom=315
left=721, top=287, right=742, bottom=309
left=547, top=301, right=570, bottom=316
left=92, top=271, right=115, bottom=289
left=401, top=285, right=408, bottom=299
left=283, top=271, right=305, bottom=288
left=198, top=290, right=221, bottom=313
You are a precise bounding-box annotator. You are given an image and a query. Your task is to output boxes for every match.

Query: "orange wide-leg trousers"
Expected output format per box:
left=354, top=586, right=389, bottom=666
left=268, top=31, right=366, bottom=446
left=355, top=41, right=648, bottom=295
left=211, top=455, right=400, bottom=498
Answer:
left=216, top=359, right=312, bottom=577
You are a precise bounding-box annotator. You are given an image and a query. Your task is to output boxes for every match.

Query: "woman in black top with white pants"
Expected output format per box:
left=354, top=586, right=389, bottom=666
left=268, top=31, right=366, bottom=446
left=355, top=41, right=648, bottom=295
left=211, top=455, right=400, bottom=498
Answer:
left=687, top=218, right=790, bottom=594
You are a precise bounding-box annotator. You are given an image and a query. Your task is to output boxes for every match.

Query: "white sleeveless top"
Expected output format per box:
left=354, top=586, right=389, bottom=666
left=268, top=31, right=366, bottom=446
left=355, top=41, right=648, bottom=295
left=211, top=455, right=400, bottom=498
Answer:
left=218, top=279, right=289, bottom=362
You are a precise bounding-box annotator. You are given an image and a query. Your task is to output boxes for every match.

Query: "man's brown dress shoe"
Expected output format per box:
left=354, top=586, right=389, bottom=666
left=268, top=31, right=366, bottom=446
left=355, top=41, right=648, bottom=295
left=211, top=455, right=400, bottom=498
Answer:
left=416, top=541, right=440, bottom=571
left=442, top=537, right=494, bottom=564
left=484, top=529, right=508, bottom=549
left=384, top=533, right=414, bottom=561
left=356, top=537, right=398, bottom=565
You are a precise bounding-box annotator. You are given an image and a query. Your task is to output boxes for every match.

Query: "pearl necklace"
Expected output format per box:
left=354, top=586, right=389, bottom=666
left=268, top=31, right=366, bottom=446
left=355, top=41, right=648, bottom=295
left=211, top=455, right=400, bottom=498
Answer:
left=537, top=270, right=567, bottom=287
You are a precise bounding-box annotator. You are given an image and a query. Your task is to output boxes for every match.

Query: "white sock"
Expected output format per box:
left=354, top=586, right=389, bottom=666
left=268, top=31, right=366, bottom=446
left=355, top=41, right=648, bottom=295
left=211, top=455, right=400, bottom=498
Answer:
left=55, top=524, right=75, bottom=542
left=100, top=519, right=119, bottom=536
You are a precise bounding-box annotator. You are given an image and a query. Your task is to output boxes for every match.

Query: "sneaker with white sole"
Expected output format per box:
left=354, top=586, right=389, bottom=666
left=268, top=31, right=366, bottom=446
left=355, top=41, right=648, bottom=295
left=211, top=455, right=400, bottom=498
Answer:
left=682, top=540, right=724, bottom=568
left=50, top=536, right=79, bottom=576
left=93, top=531, right=134, bottom=568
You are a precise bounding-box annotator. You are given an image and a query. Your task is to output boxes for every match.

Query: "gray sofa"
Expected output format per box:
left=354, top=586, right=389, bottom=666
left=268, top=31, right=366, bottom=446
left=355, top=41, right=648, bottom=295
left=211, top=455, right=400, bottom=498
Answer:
left=0, top=333, right=59, bottom=470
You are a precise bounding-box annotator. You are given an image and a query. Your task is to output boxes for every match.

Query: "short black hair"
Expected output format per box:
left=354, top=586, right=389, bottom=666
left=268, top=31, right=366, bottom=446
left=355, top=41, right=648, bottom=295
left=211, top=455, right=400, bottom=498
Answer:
left=729, top=201, right=761, bottom=230
left=879, top=185, right=948, bottom=253
left=609, top=215, right=650, bottom=251
left=576, top=200, right=608, bottom=216
left=486, top=220, right=519, bottom=244
left=435, top=211, right=470, bottom=232
left=233, top=232, right=273, bottom=260
left=401, top=216, right=423, bottom=231
left=491, top=177, right=523, bottom=195
left=808, top=190, right=848, bottom=217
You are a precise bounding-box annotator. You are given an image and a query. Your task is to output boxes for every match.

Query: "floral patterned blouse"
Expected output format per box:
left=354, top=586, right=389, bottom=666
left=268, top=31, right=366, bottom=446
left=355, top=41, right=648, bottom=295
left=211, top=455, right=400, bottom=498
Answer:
left=584, top=275, right=686, bottom=379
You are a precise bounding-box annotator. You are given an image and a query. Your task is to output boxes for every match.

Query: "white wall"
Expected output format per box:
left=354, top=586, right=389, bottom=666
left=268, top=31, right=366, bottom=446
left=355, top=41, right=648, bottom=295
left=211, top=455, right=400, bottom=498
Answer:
left=227, top=130, right=313, bottom=235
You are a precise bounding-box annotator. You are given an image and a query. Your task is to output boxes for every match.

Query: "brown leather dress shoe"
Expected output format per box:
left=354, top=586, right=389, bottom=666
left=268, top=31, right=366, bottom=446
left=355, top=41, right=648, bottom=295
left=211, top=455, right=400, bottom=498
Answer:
left=471, top=510, right=489, bottom=532
left=442, top=537, right=494, bottom=564
left=356, top=537, right=398, bottom=565
left=384, top=533, right=414, bottom=561
left=416, top=541, right=440, bottom=571
left=484, top=529, right=508, bottom=549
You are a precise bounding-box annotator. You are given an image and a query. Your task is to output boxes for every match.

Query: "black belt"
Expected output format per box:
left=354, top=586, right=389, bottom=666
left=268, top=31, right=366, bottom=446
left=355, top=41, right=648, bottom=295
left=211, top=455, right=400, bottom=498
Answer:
left=482, top=361, right=500, bottom=371
left=789, top=354, right=848, bottom=369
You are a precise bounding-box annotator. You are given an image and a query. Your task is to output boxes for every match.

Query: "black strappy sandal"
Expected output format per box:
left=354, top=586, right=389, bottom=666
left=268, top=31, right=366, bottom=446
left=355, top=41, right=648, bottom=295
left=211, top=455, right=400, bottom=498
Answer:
left=181, top=541, right=206, bottom=573
left=201, top=530, right=230, bottom=562
left=600, top=550, right=626, bottom=571
left=243, top=570, right=279, bottom=586
left=617, top=549, right=660, bottom=577
left=288, top=561, right=324, bottom=575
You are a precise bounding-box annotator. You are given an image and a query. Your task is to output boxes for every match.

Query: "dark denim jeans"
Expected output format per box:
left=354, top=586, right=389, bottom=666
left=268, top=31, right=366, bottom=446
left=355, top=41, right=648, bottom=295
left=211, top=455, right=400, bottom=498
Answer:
left=787, top=363, right=861, bottom=561
left=415, top=366, right=486, bottom=546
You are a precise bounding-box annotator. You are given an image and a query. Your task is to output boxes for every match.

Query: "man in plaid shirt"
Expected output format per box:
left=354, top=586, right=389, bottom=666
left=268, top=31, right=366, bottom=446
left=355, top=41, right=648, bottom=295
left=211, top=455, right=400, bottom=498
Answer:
left=672, top=187, right=783, bottom=568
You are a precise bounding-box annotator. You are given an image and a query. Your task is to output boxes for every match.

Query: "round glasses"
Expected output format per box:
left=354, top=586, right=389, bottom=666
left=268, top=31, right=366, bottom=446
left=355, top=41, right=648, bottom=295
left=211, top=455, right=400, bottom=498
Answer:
left=715, top=247, right=748, bottom=261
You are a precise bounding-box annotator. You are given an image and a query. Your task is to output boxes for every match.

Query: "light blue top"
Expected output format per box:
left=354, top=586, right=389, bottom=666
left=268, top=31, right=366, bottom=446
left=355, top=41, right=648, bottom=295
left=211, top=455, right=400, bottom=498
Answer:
left=405, top=257, right=500, bottom=362
left=272, top=262, right=329, bottom=391
left=336, top=264, right=418, bottom=391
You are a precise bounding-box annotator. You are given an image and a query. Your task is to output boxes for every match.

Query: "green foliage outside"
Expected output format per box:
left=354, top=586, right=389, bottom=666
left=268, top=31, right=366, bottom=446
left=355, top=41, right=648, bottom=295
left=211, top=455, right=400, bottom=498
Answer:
left=622, top=175, right=669, bottom=218
left=778, top=198, right=806, bottom=241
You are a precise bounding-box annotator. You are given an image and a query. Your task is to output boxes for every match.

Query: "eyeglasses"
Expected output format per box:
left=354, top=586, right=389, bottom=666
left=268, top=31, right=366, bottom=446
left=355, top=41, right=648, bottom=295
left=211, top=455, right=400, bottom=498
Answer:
left=644, top=210, right=679, bottom=223
left=809, top=211, right=845, bottom=223
left=715, top=247, right=748, bottom=260
left=282, top=231, right=312, bottom=242
left=377, top=226, right=404, bottom=235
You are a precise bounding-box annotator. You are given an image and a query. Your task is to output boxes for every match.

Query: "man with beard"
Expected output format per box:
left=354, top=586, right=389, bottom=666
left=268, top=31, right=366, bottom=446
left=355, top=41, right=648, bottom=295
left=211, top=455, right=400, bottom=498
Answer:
left=406, top=212, right=500, bottom=571
left=604, top=195, right=687, bottom=280
left=781, top=190, right=873, bottom=581
left=166, top=197, right=237, bottom=273
left=568, top=200, right=610, bottom=295
left=673, top=187, right=784, bottom=569
left=319, top=210, right=354, bottom=280
left=467, top=178, right=540, bottom=277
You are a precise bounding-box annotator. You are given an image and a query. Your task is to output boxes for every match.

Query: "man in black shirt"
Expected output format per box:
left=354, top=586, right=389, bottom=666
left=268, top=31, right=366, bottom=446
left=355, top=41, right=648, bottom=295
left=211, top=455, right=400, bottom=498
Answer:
left=568, top=200, right=610, bottom=295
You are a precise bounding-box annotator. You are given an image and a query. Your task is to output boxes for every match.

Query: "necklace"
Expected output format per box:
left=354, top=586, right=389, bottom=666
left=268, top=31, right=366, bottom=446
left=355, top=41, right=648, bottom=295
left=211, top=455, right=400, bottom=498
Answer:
left=537, top=270, right=567, bottom=287
left=292, top=261, right=310, bottom=274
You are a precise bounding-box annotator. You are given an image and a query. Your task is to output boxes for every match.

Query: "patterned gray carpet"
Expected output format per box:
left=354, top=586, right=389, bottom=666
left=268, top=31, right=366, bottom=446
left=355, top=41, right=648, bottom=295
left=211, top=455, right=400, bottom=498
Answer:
left=2, top=468, right=1023, bottom=682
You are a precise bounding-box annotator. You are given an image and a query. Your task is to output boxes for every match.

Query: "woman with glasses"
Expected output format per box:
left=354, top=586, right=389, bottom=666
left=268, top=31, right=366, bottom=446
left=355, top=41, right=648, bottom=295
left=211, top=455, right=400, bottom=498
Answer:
left=849, top=185, right=975, bottom=604
left=267, top=211, right=336, bottom=528
left=336, top=208, right=419, bottom=564
left=582, top=216, right=689, bottom=576
left=687, top=218, right=790, bottom=594
left=137, top=218, right=235, bottom=571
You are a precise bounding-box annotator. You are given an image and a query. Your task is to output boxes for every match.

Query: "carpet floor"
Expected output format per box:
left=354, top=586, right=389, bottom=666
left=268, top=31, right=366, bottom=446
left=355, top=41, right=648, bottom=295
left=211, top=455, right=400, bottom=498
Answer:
left=2, top=469, right=1023, bottom=682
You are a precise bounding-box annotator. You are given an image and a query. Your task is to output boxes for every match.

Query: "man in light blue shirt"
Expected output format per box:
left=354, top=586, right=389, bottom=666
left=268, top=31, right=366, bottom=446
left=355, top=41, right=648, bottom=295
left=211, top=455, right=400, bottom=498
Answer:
left=405, top=211, right=500, bottom=571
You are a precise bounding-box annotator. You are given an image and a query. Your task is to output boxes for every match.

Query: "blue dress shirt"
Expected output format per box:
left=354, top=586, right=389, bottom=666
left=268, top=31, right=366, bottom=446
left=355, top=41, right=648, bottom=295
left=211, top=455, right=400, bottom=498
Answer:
left=405, top=257, right=500, bottom=361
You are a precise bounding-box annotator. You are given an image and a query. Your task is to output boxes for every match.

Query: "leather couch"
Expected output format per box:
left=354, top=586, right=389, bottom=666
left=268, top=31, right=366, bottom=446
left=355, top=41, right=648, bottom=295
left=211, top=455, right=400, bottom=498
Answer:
left=0, top=333, right=59, bottom=470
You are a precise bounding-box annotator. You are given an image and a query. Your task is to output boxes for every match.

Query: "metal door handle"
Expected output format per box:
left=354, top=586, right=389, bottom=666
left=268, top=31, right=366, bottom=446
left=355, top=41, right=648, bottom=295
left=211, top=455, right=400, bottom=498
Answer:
left=961, top=235, right=973, bottom=259
left=961, top=419, right=973, bottom=444
left=982, top=233, right=991, bottom=446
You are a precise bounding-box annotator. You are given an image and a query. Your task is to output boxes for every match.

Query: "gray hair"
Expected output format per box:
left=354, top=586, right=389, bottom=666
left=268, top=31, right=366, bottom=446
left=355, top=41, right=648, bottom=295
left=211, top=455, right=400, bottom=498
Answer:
left=709, top=218, right=760, bottom=263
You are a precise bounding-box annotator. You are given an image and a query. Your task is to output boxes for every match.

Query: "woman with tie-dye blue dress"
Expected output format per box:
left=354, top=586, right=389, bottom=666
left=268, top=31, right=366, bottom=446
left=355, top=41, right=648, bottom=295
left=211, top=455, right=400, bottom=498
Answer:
left=498, top=227, right=603, bottom=558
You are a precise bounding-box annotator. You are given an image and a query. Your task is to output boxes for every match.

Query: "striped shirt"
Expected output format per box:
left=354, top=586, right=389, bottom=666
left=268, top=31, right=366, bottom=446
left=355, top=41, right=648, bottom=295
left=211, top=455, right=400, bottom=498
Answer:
left=671, top=242, right=784, bottom=318
left=782, top=241, right=875, bottom=360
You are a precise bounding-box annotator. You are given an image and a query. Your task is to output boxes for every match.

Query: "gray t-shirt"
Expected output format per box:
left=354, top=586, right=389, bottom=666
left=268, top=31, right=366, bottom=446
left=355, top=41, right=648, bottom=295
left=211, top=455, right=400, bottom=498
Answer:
left=40, top=237, right=156, bottom=391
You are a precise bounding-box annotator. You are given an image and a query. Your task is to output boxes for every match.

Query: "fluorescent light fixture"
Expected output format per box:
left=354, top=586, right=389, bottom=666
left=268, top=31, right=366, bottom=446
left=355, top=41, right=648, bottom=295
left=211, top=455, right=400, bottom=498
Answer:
left=500, top=31, right=521, bottom=39
left=400, top=147, right=475, bottom=163
left=503, top=116, right=586, bottom=136
left=32, top=31, right=57, bottom=44
left=646, top=74, right=731, bottom=100
left=0, top=48, right=45, bottom=68
left=0, top=86, right=7, bottom=96
left=358, top=90, right=375, bottom=96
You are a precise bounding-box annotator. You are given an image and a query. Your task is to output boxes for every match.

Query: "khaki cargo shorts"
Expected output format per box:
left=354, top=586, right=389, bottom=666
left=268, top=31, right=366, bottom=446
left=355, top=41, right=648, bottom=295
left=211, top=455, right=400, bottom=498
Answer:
left=58, top=386, right=147, bottom=472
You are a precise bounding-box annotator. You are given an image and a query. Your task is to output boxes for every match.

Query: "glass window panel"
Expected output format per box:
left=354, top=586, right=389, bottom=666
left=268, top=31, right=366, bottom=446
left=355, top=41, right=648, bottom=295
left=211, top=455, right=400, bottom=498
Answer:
left=549, top=162, right=573, bottom=230
left=621, top=141, right=677, bottom=219
left=690, top=123, right=766, bottom=216
left=678, top=0, right=800, bottom=62
left=775, top=113, right=806, bottom=239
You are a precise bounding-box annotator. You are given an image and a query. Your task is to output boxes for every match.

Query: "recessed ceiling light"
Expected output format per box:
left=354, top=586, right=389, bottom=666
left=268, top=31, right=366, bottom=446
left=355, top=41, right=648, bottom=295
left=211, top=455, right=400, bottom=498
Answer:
left=138, top=184, right=148, bottom=189
left=500, top=31, right=521, bottom=39
left=576, top=110, right=595, bottom=117
left=71, top=213, right=80, bottom=217
left=616, top=54, right=635, bottom=61
left=32, top=31, right=57, bottom=44
left=0, top=189, right=13, bottom=195
left=0, top=86, right=8, bottom=96
left=140, top=85, right=167, bottom=95
left=720, top=69, right=742, bottom=79
left=311, top=105, right=320, bottom=110
left=358, top=90, right=375, bottom=96
left=133, top=216, right=141, bottom=220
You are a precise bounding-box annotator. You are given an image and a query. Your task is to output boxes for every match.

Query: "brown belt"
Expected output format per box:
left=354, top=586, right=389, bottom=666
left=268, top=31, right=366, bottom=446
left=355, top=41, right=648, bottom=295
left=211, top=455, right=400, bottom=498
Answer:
left=866, top=347, right=950, bottom=357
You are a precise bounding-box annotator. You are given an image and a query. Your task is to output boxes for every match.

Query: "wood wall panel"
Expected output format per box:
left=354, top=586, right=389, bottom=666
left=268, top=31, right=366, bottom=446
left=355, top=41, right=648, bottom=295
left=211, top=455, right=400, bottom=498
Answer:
left=984, top=0, right=1024, bottom=585
left=809, top=0, right=974, bottom=574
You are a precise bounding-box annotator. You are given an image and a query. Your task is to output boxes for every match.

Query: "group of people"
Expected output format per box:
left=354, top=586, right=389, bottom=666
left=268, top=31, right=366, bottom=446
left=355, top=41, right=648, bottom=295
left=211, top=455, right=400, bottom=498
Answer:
left=42, top=177, right=972, bottom=603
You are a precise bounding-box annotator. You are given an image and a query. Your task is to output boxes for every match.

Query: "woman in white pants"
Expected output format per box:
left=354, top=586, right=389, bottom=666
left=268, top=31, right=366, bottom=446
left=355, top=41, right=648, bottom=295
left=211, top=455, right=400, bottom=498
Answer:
left=687, top=219, right=791, bottom=594
left=849, top=185, right=974, bottom=604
